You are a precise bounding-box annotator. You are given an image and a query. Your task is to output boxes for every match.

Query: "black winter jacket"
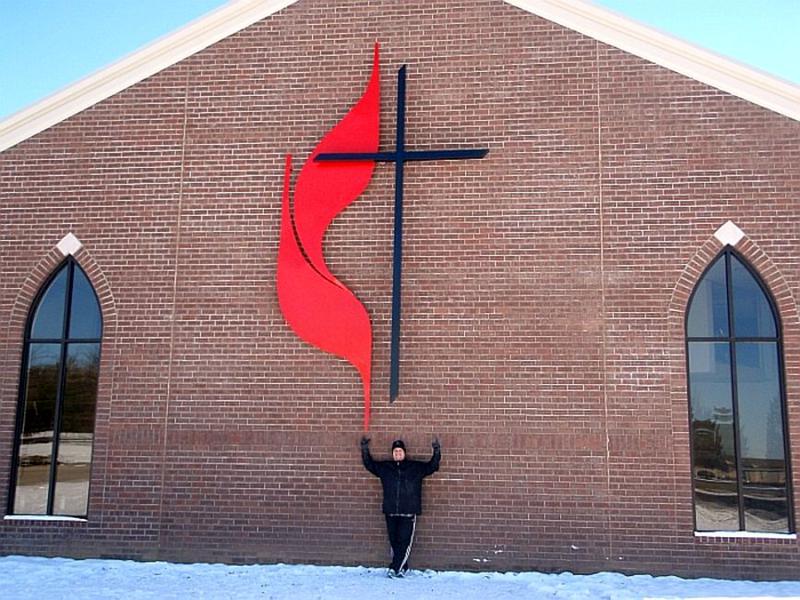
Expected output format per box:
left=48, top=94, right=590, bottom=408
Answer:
left=362, top=446, right=441, bottom=515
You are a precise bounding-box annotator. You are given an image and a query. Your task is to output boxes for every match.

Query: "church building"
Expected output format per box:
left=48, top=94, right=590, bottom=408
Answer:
left=1, top=0, right=799, bottom=580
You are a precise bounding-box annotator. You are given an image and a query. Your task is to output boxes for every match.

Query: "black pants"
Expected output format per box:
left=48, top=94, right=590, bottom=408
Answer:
left=384, top=514, right=416, bottom=573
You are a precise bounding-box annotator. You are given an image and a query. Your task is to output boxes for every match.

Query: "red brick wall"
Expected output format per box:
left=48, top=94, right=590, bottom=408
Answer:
left=1, top=0, right=799, bottom=579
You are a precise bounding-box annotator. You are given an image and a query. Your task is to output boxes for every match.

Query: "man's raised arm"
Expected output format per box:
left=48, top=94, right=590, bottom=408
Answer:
left=361, top=436, right=380, bottom=476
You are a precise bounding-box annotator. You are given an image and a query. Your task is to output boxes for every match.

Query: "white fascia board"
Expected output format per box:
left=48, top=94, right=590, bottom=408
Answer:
left=505, top=0, right=800, bottom=122
left=0, top=0, right=299, bottom=153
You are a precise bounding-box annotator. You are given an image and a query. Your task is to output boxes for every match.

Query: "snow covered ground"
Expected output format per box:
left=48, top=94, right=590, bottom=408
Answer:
left=2, top=555, right=800, bottom=599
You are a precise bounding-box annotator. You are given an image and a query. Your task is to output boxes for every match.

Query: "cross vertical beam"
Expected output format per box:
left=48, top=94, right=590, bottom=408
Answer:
left=389, top=66, right=407, bottom=402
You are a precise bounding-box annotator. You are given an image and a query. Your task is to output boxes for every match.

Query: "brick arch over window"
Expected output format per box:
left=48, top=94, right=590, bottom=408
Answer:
left=666, top=231, right=800, bottom=534
left=0, top=241, right=117, bottom=517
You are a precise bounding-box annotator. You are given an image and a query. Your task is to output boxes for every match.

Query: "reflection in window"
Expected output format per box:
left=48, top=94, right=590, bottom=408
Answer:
left=10, top=259, right=102, bottom=517
left=687, top=250, right=792, bottom=533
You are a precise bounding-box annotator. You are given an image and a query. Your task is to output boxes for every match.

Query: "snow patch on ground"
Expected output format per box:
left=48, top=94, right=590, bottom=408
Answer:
left=2, top=555, right=800, bottom=599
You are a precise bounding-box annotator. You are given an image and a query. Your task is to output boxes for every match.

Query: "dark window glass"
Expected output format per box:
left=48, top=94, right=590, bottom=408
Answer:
left=9, top=260, right=102, bottom=517
left=30, top=268, right=68, bottom=339
left=687, top=258, right=728, bottom=338
left=731, top=256, right=777, bottom=338
left=686, top=250, right=792, bottom=534
left=68, top=268, right=102, bottom=339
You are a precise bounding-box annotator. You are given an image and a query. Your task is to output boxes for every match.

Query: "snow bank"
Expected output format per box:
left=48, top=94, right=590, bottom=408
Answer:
left=2, top=555, right=800, bottom=599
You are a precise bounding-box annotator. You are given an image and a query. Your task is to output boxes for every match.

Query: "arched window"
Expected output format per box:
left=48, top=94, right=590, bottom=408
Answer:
left=686, top=249, right=793, bottom=533
left=9, top=258, right=102, bottom=517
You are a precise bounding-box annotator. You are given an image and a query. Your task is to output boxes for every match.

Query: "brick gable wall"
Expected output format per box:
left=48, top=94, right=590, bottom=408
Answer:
left=1, top=0, right=799, bottom=579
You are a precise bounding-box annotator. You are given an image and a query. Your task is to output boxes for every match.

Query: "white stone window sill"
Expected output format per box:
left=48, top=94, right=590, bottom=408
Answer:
left=695, top=530, right=796, bottom=540
left=4, top=515, right=87, bottom=523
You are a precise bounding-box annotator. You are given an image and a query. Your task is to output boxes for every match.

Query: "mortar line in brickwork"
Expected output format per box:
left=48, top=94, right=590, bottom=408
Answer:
left=156, top=65, right=191, bottom=552
left=595, top=40, right=613, bottom=566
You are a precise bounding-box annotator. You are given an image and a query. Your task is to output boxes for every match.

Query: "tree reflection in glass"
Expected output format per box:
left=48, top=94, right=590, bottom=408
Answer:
left=736, top=342, right=788, bottom=532
left=689, top=342, right=738, bottom=531
left=53, top=343, right=100, bottom=516
left=14, top=344, right=61, bottom=514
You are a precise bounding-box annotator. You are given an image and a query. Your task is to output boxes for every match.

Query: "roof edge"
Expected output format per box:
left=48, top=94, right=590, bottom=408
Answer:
left=0, top=0, right=299, bottom=152
left=1, top=0, right=799, bottom=153
left=507, top=0, right=800, bottom=121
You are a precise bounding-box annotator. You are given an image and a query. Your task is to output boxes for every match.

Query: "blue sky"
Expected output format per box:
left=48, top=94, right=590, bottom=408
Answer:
left=0, top=0, right=798, bottom=119
left=598, top=0, right=800, bottom=81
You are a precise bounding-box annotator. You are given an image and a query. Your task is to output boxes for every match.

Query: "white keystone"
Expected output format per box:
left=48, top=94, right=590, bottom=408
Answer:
left=56, top=233, right=83, bottom=256
left=714, top=221, right=745, bottom=247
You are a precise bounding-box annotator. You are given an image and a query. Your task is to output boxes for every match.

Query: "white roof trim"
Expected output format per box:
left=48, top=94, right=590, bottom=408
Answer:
left=507, top=0, right=800, bottom=120
left=0, top=0, right=300, bottom=152
left=1, top=0, right=799, bottom=153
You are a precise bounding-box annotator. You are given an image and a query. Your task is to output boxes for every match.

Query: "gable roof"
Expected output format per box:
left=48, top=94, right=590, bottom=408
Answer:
left=1, top=0, right=799, bottom=152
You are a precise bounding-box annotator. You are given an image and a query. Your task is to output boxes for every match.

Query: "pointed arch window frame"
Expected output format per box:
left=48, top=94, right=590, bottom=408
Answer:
left=7, top=256, right=103, bottom=518
left=685, top=246, right=795, bottom=534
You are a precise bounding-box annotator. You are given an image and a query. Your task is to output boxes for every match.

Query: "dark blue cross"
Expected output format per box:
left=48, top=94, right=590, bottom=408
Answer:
left=316, top=65, right=488, bottom=402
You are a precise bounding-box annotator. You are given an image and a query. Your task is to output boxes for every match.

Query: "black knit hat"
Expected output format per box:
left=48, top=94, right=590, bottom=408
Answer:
left=391, top=439, right=406, bottom=452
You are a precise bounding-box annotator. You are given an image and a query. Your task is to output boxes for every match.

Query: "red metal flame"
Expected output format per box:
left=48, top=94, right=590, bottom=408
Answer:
left=293, top=43, right=380, bottom=284
left=276, top=45, right=379, bottom=431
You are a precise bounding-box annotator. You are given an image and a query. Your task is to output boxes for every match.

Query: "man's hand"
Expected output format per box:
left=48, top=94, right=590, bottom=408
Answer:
left=432, top=437, right=440, bottom=451
left=360, top=436, right=371, bottom=449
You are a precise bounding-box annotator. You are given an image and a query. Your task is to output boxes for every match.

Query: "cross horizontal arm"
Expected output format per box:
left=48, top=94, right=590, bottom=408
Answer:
left=405, top=148, right=488, bottom=161
left=315, top=148, right=488, bottom=163
left=316, top=152, right=398, bottom=162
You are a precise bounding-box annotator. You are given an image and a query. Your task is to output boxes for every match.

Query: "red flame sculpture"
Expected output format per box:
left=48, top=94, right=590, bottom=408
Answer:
left=276, top=44, right=380, bottom=431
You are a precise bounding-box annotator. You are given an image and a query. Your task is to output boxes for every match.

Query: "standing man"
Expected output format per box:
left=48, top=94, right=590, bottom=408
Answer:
left=360, top=436, right=441, bottom=577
